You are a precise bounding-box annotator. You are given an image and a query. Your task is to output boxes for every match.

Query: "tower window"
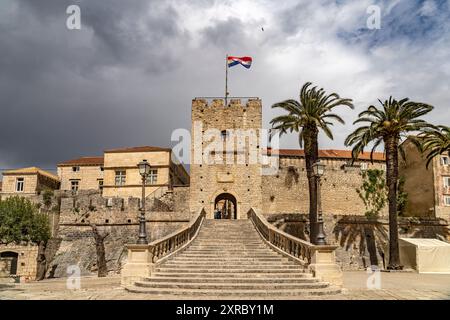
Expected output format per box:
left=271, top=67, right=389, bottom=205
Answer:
left=221, top=130, right=228, bottom=140
left=441, top=156, right=449, bottom=166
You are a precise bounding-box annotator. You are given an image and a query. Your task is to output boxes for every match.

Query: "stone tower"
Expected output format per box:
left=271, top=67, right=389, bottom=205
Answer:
left=189, top=98, right=263, bottom=219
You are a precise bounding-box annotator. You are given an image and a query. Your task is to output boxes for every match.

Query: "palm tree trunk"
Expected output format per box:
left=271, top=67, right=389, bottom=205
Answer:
left=385, top=136, right=402, bottom=269
left=304, top=126, right=319, bottom=243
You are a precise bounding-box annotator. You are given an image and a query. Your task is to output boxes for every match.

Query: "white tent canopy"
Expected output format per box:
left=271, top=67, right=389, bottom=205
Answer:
left=399, top=238, right=450, bottom=273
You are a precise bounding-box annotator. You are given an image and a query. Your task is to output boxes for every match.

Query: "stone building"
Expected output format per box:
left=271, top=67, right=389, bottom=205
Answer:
left=0, top=167, right=60, bottom=199
left=190, top=98, right=263, bottom=219
left=102, top=146, right=190, bottom=199
left=189, top=98, right=386, bottom=219
left=400, top=138, right=450, bottom=221
left=57, top=156, right=104, bottom=192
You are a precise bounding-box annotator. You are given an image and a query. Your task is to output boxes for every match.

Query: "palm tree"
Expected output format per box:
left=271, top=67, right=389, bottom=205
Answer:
left=270, top=82, right=354, bottom=243
left=345, top=97, right=433, bottom=269
left=419, top=126, right=450, bottom=168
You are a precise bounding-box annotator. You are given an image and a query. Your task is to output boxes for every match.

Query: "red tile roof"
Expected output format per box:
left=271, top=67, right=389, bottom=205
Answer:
left=58, top=156, right=104, bottom=167
left=104, top=146, right=171, bottom=153
left=270, top=149, right=385, bottom=161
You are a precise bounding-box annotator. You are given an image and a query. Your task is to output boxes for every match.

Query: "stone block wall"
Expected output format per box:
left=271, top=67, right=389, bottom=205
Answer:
left=190, top=98, right=263, bottom=218
left=262, top=157, right=387, bottom=216
left=0, top=244, right=38, bottom=280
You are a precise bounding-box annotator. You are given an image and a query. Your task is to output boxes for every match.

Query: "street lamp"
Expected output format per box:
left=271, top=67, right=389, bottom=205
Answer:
left=312, top=160, right=327, bottom=245
left=137, top=159, right=151, bottom=244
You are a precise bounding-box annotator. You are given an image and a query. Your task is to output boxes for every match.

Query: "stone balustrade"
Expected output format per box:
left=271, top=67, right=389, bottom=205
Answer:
left=248, top=208, right=343, bottom=286
left=121, top=209, right=206, bottom=286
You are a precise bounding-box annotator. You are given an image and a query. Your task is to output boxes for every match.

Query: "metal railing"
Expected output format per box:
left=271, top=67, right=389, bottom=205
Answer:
left=248, top=208, right=315, bottom=266
left=148, top=209, right=206, bottom=263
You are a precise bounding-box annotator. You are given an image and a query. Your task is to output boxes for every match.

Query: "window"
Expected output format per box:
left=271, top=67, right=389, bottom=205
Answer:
left=146, top=170, right=158, bottom=184
left=360, top=163, right=368, bottom=171
left=16, top=178, right=24, bottom=192
left=221, top=130, right=228, bottom=140
left=115, top=171, right=126, bottom=186
left=72, top=166, right=80, bottom=172
left=444, top=177, right=450, bottom=188
left=445, top=196, right=450, bottom=206
left=441, top=156, right=449, bottom=166
left=100, top=166, right=104, bottom=171
left=70, top=180, right=79, bottom=192
left=98, top=179, right=104, bottom=191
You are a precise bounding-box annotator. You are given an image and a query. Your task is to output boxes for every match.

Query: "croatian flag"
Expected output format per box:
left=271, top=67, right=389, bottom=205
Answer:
left=227, top=56, right=252, bottom=69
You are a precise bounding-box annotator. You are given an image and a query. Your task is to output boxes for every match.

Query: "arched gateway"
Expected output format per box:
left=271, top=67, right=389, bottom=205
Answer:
left=214, top=193, right=237, bottom=219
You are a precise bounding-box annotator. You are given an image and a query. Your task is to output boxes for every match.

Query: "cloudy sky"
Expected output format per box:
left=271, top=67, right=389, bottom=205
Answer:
left=0, top=0, right=449, bottom=174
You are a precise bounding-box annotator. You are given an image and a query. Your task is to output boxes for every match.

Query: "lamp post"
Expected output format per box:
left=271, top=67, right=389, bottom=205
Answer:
left=312, top=160, right=327, bottom=245
left=137, top=159, right=151, bottom=244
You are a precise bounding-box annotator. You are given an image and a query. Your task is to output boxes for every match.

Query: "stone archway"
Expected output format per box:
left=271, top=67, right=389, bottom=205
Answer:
left=214, top=193, right=237, bottom=219
left=0, top=251, right=19, bottom=275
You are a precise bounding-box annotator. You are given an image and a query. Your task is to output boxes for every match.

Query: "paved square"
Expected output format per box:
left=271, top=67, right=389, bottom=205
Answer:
left=0, top=271, right=449, bottom=300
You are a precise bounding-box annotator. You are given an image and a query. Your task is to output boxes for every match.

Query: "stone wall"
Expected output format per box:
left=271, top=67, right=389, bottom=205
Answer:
left=190, top=98, right=263, bottom=218
left=58, top=165, right=104, bottom=191
left=262, top=156, right=387, bottom=216
left=266, top=213, right=449, bottom=270
left=0, top=244, right=38, bottom=280
left=46, top=189, right=191, bottom=278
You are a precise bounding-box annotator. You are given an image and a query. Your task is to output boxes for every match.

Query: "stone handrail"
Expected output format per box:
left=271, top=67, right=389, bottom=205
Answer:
left=148, top=209, right=206, bottom=263
left=248, top=208, right=337, bottom=267
left=145, top=185, right=169, bottom=202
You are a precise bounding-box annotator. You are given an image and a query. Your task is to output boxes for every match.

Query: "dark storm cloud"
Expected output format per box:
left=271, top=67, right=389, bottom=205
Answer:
left=0, top=0, right=449, bottom=174
left=0, top=0, right=190, bottom=171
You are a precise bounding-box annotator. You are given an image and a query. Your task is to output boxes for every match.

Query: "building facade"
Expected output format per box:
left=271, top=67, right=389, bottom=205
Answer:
left=57, top=156, right=104, bottom=192
left=400, top=138, right=450, bottom=221
left=0, top=167, right=60, bottom=199
left=102, top=146, right=190, bottom=199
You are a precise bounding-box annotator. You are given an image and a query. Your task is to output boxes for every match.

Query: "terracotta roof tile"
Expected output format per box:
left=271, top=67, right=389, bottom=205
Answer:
left=58, top=156, right=104, bottom=167
left=2, top=167, right=60, bottom=181
left=104, top=146, right=171, bottom=153
left=269, top=149, right=385, bottom=161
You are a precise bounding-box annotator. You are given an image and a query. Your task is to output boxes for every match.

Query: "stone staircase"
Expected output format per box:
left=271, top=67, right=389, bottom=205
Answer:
left=126, top=219, right=341, bottom=297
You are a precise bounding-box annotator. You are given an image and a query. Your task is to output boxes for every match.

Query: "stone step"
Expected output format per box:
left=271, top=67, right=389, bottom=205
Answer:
left=161, top=262, right=299, bottom=268
left=183, top=249, right=273, bottom=253
left=134, top=281, right=329, bottom=290
left=152, top=272, right=309, bottom=278
left=145, top=277, right=317, bottom=284
left=168, top=257, right=290, bottom=262
left=125, top=286, right=342, bottom=297
left=159, top=264, right=300, bottom=270
left=188, top=244, right=269, bottom=250
left=154, top=268, right=305, bottom=273
left=178, top=254, right=281, bottom=259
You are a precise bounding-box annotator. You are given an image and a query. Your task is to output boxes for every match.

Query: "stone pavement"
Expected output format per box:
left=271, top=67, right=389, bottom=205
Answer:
left=0, top=271, right=449, bottom=300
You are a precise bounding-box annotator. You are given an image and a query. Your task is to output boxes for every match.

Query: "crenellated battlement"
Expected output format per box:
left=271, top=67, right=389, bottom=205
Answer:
left=192, top=97, right=261, bottom=110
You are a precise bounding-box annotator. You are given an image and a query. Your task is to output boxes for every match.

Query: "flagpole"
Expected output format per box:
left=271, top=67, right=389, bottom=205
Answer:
left=225, top=54, right=228, bottom=107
